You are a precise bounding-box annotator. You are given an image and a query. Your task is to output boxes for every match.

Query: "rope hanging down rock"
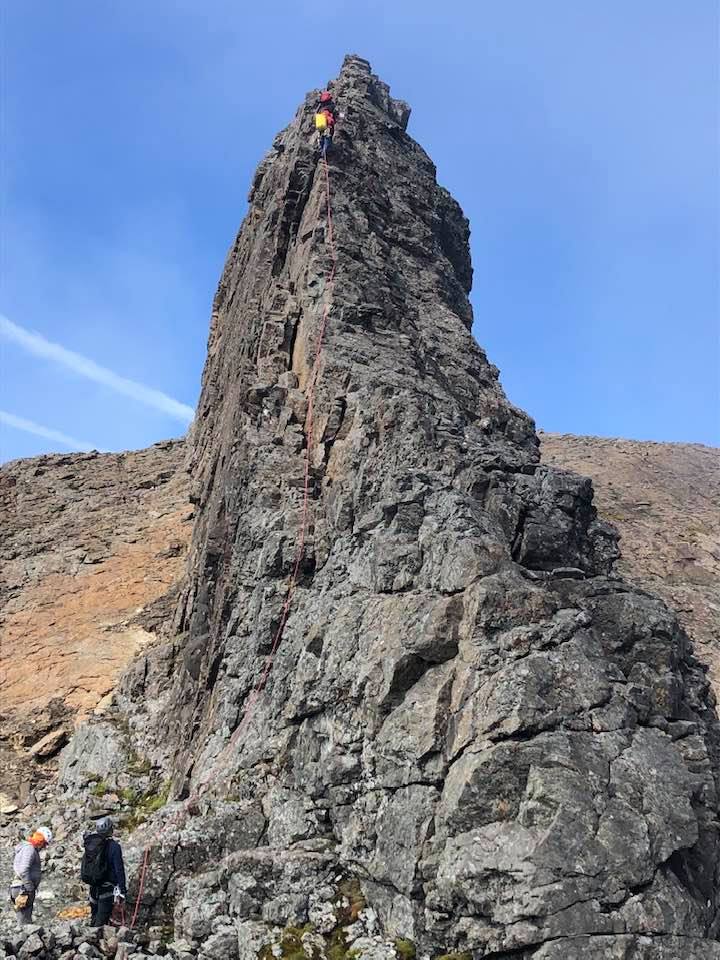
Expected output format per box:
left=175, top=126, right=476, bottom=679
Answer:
left=128, top=151, right=338, bottom=929
left=204, top=150, right=338, bottom=781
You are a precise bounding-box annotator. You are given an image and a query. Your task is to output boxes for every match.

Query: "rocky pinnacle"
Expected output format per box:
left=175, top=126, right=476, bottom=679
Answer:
left=113, top=56, right=720, bottom=957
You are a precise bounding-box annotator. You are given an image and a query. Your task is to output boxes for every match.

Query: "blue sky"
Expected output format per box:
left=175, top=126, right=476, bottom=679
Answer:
left=2, top=0, right=718, bottom=463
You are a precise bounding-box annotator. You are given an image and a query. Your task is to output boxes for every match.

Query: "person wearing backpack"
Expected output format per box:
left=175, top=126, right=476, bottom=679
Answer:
left=9, top=826, right=53, bottom=925
left=81, top=817, right=126, bottom=927
left=314, top=90, right=337, bottom=155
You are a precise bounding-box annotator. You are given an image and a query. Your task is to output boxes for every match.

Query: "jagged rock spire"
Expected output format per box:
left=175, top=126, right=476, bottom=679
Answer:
left=117, top=56, right=720, bottom=957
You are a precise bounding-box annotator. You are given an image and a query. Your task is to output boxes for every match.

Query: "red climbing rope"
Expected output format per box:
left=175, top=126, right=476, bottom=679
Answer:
left=127, top=152, right=338, bottom=929
left=202, top=151, right=337, bottom=777
left=129, top=847, right=150, bottom=929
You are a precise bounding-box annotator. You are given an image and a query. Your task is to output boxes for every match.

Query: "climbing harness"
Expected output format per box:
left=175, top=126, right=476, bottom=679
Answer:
left=126, top=151, right=337, bottom=930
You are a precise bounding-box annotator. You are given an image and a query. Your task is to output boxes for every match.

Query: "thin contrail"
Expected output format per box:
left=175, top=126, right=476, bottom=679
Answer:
left=0, top=410, right=100, bottom=454
left=0, top=314, right=195, bottom=424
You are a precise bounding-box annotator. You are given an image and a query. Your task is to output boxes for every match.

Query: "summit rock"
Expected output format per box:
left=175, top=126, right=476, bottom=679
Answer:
left=16, top=56, right=720, bottom=958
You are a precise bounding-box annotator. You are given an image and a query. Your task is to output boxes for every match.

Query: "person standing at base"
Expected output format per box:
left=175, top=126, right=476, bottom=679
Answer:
left=9, top=826, right=53, bottom=925
left=81, top=816, right=126, bottom=927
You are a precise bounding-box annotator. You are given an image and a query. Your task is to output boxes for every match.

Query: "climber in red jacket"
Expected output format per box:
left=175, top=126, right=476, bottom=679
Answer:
left=315, top=91, right=337, bottom=155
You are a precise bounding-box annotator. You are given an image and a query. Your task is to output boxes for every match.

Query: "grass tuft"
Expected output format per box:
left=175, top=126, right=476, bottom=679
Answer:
left=394, top=939, right=416, bottom=960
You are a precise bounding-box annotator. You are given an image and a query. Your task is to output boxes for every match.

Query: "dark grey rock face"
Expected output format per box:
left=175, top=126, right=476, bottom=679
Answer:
left=114, top=55, right=720, bottom=957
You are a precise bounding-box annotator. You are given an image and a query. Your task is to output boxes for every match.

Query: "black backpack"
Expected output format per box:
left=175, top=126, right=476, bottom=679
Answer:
left=81, top=834, right=109, bottom=885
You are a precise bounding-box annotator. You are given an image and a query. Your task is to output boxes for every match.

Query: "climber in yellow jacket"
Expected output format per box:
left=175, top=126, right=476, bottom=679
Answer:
left=315, top=91, right=337, bottom=155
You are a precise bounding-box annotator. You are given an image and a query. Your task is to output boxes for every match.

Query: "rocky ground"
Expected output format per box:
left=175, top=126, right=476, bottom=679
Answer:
left=541, top=433, right=720, bottom=689
left=2, top=432, right=717, bottom=958
left=1, top=899, right=411, bottom=960
left=0, top=441, right=191, bottom=798
left=0, top=719, right=416, bottom=959
left=1, top=54, right=719, bottom=960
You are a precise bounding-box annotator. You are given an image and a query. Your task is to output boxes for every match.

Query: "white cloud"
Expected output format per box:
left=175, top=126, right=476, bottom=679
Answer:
left=0, top=410, right=100, bottom=453
left=0, top=314, right=195, bottom=424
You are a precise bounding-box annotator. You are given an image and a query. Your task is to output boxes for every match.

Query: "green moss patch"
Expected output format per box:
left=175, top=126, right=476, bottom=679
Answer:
left=255, top=879, right=418, bottom=960
left=326, top=928, right=349, bottom=960
left=118, top=782, right=170, bottom=830
left=394, top=939, right=416, bottom=960
left=260, top=924, right=318, bottom=960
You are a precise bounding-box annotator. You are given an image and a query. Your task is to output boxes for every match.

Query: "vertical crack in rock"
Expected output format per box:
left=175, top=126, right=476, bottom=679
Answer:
left=114, top=55, right=720, bottom=956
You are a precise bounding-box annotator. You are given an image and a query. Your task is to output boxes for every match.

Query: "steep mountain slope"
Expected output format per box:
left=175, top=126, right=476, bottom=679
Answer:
left=2, top=436, right=716, bottom=748
left=542, top=434, right=720, bottom=690
left=102, top=56, right=720, bottom=957
left=0, top=442, right=190, bottom=750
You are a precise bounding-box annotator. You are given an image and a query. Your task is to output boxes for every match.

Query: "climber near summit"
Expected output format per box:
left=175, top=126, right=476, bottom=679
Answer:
left=315, top=90, right=337, bottom=155
left=81, top=816, right=127, bottom=927
left=9, top=826, right=53, bottom=925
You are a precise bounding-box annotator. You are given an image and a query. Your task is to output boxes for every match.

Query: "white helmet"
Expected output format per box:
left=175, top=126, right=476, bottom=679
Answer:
left=36, top=826, right=53, bottom=845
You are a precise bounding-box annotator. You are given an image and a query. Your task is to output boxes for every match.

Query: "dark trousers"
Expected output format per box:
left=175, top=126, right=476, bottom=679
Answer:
left=89, top=886, right=114, bottom=927
left=10, top=886, right=36, bottom=926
